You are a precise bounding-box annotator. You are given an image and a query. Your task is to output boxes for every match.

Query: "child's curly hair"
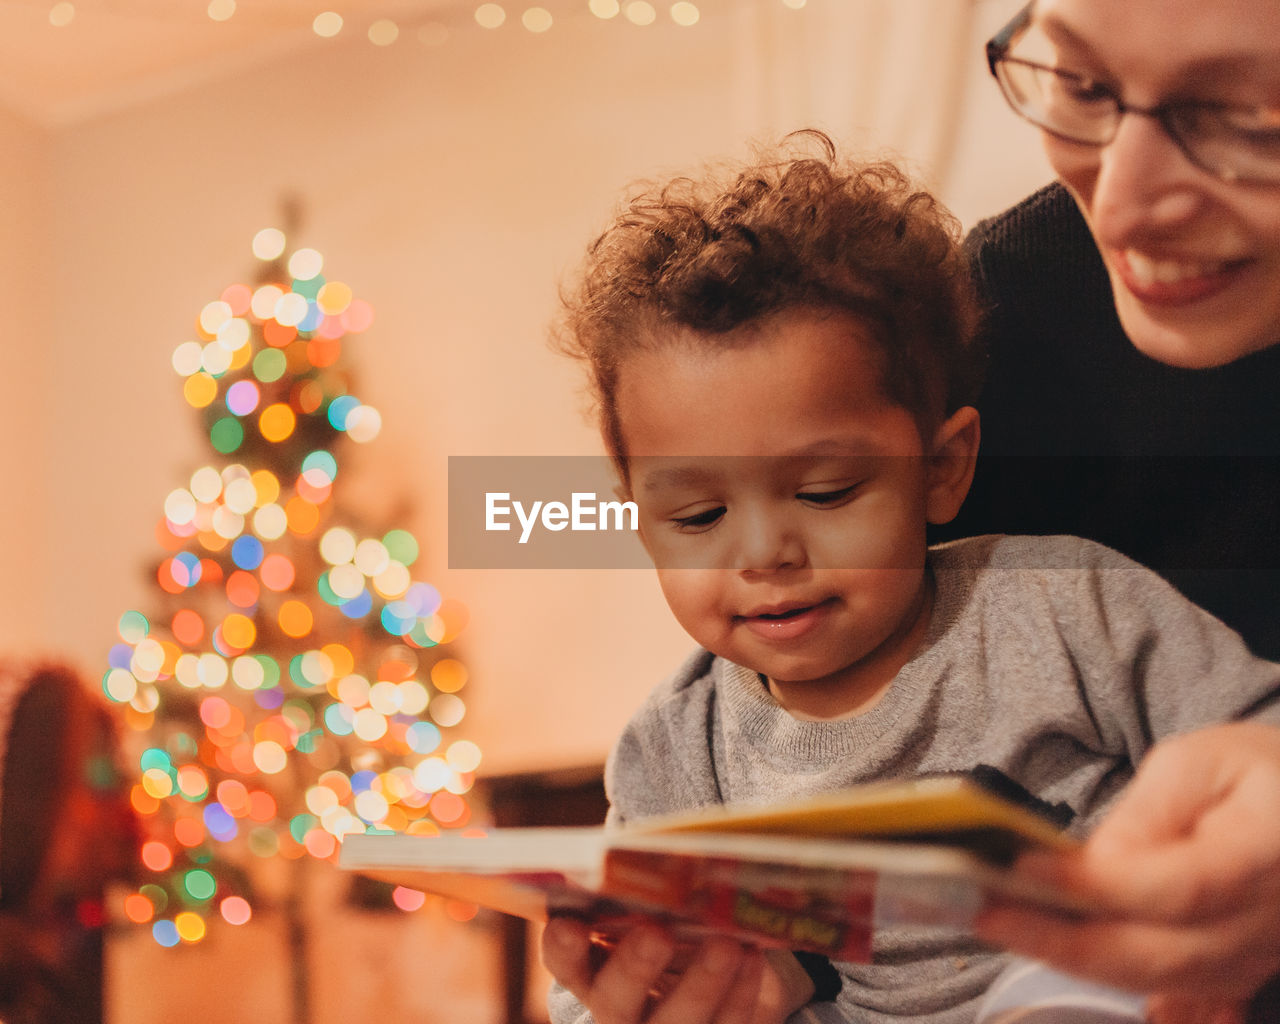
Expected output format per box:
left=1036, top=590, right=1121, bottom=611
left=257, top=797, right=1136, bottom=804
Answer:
left=554, top=131, right=983, bottom=463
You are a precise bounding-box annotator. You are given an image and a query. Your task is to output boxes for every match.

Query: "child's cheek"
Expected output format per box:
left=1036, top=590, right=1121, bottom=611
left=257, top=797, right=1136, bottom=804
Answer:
left=812, top=491, right=925, bottom=571
left=655, top=570, right=730, bottom=646
left=643, top=526, right=724, bottom=571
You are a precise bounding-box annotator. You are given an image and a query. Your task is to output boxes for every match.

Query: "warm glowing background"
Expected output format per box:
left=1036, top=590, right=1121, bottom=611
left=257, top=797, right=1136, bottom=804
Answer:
left=0, top=0, right=1050, bottom=1020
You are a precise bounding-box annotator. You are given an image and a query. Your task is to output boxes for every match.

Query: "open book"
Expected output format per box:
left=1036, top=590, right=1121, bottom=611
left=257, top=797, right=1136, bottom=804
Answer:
left=339, top=774, right=1085, bottom=962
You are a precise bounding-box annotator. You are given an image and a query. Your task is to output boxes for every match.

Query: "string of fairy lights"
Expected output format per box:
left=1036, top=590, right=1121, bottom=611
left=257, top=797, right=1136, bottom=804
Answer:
left=44, top=0, right=810, bottom=44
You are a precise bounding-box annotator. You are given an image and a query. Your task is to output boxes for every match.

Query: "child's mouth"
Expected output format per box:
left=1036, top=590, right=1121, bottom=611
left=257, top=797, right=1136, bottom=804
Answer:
left=756, top=606, right=811, bottom=620
left=737, top=599, right=832, bottom=641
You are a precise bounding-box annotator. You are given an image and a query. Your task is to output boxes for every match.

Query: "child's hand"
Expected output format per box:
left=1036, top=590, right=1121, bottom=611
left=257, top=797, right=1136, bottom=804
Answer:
left=974, top=721, right=1280, bottom=1005
left=541, top=916, right=814, bottom=1024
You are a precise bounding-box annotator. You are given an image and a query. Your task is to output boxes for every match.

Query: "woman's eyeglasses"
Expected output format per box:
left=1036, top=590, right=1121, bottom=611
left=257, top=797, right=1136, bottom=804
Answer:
left=986, top=2, right=1280, bottom=186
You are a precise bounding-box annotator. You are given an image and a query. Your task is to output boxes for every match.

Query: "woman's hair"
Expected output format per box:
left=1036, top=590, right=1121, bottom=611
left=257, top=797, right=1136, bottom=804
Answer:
left=553, top=130, right=984, bottom=462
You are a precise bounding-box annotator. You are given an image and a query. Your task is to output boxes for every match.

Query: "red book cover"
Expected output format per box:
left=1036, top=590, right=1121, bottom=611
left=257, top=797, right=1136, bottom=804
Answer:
left=602, top=846, right=877, bottom=960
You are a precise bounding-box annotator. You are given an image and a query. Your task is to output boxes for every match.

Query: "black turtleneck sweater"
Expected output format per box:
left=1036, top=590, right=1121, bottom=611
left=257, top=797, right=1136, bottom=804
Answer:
left=935, top=182, right=1280, bottom=661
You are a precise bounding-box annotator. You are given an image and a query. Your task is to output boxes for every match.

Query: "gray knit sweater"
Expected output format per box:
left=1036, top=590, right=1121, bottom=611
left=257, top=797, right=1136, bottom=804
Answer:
left=548, top=534, right=1280, bottom=1024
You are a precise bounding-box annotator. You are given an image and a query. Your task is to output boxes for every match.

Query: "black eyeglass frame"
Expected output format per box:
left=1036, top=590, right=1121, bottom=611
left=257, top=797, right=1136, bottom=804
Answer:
left=984, top=0, right=1034, bottom=76
left=983, top=0, right=1280, bottom=185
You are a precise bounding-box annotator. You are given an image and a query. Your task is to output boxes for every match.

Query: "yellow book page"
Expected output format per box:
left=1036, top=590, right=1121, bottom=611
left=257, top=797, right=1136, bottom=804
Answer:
left=633, top=776, right=1076, bottom=853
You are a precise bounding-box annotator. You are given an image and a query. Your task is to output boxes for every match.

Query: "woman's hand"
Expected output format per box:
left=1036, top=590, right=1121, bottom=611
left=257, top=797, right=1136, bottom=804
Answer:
left=541, top=916, right=815, bottom=1024
left=976, top=721, right=1280, bottom=1007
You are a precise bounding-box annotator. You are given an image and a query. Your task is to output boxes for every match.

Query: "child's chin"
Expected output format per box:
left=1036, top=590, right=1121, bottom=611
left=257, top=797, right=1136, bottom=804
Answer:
left=753, top=657, right=849, bottom=688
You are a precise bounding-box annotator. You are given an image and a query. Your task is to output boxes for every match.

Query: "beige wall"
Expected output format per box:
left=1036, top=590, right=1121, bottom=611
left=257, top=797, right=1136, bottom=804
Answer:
left=3, top=0, right=1050, bottom=777
left=0, top=105, right=51, bottom=654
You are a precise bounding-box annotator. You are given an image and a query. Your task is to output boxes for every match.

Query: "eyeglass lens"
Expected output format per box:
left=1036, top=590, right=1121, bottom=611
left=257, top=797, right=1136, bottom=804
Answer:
left=988, top=10, right=1280, bottom=185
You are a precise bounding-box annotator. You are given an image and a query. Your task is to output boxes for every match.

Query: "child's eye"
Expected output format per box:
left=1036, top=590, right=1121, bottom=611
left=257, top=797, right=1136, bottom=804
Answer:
left=797, top=484, right=858, bottom=507
left=670, top=506, right=726, bottom=531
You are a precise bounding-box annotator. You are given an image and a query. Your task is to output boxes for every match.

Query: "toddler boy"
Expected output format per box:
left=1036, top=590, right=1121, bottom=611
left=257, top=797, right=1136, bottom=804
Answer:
left=541, top=132, right=1280, bottom=1023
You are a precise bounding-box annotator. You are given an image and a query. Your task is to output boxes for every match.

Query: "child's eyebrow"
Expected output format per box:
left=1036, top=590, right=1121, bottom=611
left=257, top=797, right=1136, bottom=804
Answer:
left=786, top=438, right=895, bottom=458
left=638, top=464, right=717, bottom=494
left=636, top=440, right=896, bottom=494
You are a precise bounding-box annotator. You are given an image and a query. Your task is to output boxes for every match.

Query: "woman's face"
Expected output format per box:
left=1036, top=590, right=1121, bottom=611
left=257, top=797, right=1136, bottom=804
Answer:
left=1032, top=0, right=1280, bottom=367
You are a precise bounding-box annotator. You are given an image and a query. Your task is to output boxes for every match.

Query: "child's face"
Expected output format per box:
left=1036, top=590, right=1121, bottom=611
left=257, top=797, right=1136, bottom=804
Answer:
left=615, top=309, right=976, bottom=719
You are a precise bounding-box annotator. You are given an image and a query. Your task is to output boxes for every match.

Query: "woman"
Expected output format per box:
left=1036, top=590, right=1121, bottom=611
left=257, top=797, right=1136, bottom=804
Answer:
left=949, top=0, right=1280, bottom=1018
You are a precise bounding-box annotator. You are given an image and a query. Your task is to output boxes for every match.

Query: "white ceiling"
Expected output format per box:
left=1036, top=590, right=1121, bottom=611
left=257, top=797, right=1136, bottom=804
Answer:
left=0, top=0, right=468, bottom=127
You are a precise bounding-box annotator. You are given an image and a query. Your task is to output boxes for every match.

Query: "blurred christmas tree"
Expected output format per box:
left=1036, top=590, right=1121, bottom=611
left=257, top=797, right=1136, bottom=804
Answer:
left=103, top=226, right=479, bottom=970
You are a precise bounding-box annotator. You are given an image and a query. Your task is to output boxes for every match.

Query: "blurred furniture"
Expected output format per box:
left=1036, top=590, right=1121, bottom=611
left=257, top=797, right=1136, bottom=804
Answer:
left=0, top=661, right=136, bottom=1024
left=481, top=764, right=608, bottom=1024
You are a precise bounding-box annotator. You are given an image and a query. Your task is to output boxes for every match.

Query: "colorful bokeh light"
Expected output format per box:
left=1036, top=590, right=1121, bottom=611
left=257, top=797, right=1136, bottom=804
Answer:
left=111, top=234, right=479, bottom=945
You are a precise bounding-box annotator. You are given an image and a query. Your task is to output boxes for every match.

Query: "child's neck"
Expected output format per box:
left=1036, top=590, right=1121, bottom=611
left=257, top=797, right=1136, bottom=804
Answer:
left=764, top=572, right=935, bottom=722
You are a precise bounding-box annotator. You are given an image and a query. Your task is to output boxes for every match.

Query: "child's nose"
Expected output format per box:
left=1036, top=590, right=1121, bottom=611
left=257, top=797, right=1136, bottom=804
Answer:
left=734, top=510, right=807, bottom=573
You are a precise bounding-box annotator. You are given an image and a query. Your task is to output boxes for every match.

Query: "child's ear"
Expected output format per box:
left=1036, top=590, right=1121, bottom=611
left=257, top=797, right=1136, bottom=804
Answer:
left=924, top=405, right=980, bottom=525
